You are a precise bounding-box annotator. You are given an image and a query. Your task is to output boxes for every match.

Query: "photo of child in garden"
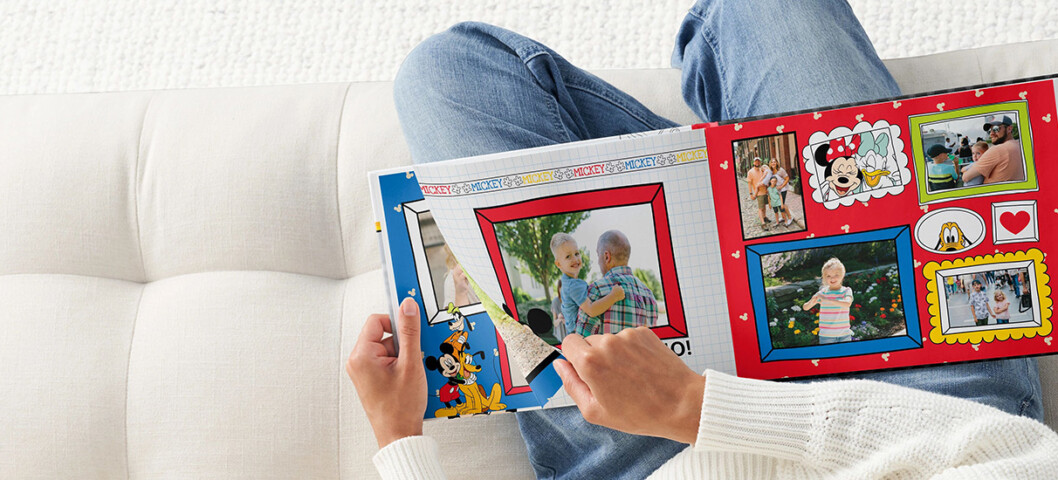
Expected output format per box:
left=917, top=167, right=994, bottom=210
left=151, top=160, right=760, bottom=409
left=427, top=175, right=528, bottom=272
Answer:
left=762, top=240, right=905, bottom=349
left=801, top=258, right=854, bottom=344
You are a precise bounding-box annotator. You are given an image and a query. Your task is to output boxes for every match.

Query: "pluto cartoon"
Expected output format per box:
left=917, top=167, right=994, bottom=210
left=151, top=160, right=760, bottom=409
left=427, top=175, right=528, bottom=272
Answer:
left=424, top=307, right=506, bottom=418
left=934, top=222, right=972, bottom=252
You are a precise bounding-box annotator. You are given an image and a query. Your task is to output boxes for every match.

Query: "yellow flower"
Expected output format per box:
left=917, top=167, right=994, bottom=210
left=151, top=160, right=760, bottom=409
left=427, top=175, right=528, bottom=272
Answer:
left=812, top=328, right=819, bottom=335
left=814, top=320, right=819, bottom=324
left=794, top=329, right=801, bottom=334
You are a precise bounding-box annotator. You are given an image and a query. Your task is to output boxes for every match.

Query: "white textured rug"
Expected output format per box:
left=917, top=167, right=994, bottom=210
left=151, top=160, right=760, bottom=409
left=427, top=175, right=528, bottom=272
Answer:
left=2, top=0, right=1057, bottom=95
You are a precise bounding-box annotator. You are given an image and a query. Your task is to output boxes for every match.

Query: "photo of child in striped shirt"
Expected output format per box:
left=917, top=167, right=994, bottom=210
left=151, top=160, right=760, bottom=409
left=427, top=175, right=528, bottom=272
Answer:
left=802, top=258, right=855, bottom=344
left=761, top=239, right=905, bottom=350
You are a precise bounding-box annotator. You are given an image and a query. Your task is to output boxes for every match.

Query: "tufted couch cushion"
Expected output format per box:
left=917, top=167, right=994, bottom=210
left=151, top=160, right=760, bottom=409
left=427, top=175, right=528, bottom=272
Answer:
left=2, top=40, right=1058, bottom=479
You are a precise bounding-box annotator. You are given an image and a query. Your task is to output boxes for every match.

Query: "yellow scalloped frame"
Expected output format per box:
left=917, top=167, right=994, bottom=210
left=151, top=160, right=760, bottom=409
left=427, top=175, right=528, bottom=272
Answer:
left=923, top=249, right=1051, bottom=344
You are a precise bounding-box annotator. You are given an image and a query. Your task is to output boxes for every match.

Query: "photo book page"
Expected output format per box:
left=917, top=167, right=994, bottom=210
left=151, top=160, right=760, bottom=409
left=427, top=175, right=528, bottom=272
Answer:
left=704, top=75, right=1056, bottom=379
left=371, top=74, right=1057, bottom=420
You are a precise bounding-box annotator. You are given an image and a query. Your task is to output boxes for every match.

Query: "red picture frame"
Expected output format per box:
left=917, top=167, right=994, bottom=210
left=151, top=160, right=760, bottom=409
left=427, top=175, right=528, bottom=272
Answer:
left=474, top=184, right=687, bottom=340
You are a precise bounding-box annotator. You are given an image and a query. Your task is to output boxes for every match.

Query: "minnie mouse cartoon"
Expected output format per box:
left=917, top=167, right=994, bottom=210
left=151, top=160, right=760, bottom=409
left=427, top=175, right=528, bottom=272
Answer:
left=813, top=136, right=864, bottom=200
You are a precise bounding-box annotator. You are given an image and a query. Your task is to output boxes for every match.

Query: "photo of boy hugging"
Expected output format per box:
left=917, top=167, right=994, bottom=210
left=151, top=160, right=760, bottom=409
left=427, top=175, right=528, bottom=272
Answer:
left=926, top=144, right=960, bottom=191
left=550, top=233, right=624, bottom=338
left=802, top=258, right=855, bottom=344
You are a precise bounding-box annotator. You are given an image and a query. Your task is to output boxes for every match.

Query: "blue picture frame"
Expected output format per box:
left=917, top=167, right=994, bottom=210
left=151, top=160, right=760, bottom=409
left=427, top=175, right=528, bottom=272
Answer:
left=376, top=171, right=542, bottom=415
left=746, top=226, right=922, bottom=362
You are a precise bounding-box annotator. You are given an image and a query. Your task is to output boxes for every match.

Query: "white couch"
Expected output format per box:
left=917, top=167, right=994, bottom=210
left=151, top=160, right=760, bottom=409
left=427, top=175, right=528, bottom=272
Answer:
left=2, top=40, right=1058, bottom=479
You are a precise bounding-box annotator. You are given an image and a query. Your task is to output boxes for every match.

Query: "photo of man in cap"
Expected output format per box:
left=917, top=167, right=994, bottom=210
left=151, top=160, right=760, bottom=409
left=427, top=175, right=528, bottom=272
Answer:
left=962, top=114, right=1026, bottom=185
left=744, top=156, right=772, bottom=230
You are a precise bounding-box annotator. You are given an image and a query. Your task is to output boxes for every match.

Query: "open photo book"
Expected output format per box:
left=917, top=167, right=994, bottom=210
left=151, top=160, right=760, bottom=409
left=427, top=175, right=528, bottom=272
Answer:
left=370, top=75, right=1056, bottom=420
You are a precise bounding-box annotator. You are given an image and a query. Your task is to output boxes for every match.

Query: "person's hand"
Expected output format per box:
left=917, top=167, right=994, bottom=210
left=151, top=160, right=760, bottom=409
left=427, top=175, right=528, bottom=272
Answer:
left=346, top=298, right=427, bottom=448
left=554, top=327, right=705, bottom=445
left=611, top=285, right=625, bottom=301
left=452, top=264, right=469, bottom=292
left=451, top=264, right=471, bottom=305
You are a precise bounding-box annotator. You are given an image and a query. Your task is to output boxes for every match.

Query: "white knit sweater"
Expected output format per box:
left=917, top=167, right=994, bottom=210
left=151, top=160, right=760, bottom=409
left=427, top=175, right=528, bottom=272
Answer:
left=372, top=370, right=1058, bottom=479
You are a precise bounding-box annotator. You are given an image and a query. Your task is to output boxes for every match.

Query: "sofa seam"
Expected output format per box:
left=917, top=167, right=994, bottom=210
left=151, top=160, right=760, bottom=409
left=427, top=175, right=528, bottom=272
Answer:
left=124, top=285, right=147, bottom=480
left=336, top=279, right=349, bottom=479
left=0, top=272, right=146, bottom=283
left=132, top=96, right=153, bottom=283
left=124, top=95, right=152, bottom=480
left=334, top=83, right=354, bottom=279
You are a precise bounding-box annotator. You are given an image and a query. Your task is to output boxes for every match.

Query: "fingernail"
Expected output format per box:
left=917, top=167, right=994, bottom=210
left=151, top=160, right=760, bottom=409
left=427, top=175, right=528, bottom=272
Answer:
left=553, top=360, right=568, bottom=378
left=402, top=298, right=419, bottom=317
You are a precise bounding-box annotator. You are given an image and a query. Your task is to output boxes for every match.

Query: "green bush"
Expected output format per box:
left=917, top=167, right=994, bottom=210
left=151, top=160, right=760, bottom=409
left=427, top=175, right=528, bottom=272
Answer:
left=512, top=286, right=533, bottom=305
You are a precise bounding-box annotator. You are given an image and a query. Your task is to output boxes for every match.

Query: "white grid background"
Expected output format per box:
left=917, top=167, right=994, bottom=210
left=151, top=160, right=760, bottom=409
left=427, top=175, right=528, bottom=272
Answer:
left=416, top=129, right=736, bottom=375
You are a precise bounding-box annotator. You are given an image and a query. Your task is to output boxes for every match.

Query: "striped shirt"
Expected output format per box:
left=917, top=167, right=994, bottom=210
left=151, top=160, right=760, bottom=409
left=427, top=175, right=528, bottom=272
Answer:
left=817, top=286, right=853, bottom=338
left=574, top=266, right=658, bottom=336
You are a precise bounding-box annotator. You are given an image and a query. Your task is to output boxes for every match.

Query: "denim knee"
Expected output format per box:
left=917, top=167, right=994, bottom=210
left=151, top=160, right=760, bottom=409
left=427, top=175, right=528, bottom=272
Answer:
left=672, top=0, right=898, bottom=121
left=393, top=22, right=479, bottom=120
left=393, top=22, right=522, bottom=163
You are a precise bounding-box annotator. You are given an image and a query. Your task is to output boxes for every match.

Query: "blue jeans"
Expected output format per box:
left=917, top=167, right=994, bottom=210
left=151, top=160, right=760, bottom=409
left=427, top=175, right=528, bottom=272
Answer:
left=393, top=1, right=1043, bottom=478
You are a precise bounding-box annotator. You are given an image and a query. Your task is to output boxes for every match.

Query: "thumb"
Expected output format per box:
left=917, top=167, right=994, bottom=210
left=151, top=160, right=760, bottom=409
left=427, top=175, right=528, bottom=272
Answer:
left=396, top=297, right=422, bottom=365
left=554, top=359, right=594, bottom=410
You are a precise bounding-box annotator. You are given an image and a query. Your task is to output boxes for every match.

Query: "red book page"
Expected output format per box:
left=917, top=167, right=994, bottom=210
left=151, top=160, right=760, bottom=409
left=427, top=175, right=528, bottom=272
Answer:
left=705, top=78, right=1056, bottom=379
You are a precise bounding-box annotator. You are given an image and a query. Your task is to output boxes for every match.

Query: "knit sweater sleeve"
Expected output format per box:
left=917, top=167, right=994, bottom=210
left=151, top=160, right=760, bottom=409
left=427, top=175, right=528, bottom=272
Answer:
left=373, top=436, right=447, bottom=480
left=650, top=369, right=1058, bottom=479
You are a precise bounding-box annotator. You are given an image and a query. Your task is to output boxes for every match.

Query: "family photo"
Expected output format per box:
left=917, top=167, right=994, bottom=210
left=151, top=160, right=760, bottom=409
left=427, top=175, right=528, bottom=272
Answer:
left=918, top=111, right=1028, bottom=192
left=761, top=239, right=906, bottom=349
left=732, top=133, right=806, bottom=239
left=940, top=266, right=1035, bottom=329
left=493, top=204, right=668, bottom=346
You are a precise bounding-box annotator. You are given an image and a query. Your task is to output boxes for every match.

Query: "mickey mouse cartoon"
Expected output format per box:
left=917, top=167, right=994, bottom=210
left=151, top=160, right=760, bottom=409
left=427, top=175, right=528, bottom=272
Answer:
left=424, top=341, right=467, bottom=415
left=813, top=136, right=864, bottom=200
left=424, top=328, right=506, bottom=417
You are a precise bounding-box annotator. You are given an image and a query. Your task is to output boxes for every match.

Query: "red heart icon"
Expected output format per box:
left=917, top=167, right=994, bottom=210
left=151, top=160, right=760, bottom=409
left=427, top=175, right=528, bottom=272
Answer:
left=999, top=210, right=1031, bottom=235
